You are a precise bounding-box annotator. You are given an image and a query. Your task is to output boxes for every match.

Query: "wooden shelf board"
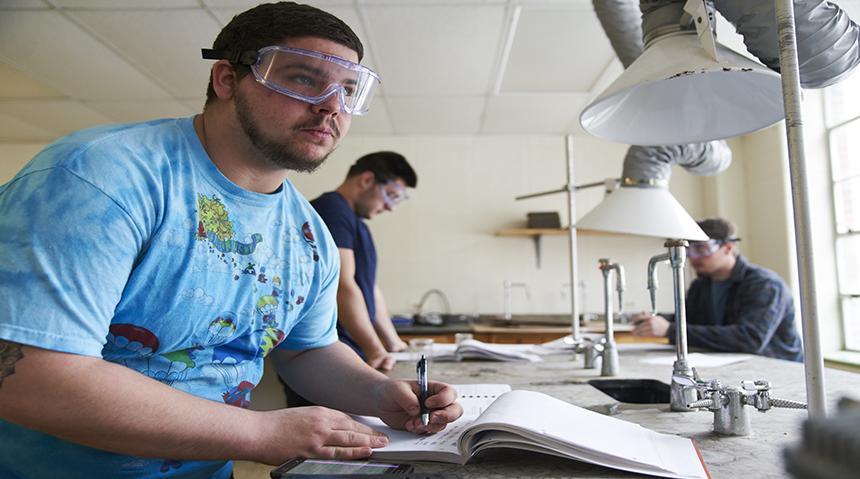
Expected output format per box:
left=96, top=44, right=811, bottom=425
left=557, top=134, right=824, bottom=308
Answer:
left=494, top=228, right=567, bottom=236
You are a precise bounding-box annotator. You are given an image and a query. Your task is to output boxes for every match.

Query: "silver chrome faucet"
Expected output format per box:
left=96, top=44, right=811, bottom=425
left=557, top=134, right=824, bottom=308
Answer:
left=597, top=258, right=625, bottom=376
left=502, top=280, right=531, bottom=320
left=416, top=288, right=451, bottom=316
left=648, top=240, right=699, bottom=411
left=647, top=252, right=670, bottom=315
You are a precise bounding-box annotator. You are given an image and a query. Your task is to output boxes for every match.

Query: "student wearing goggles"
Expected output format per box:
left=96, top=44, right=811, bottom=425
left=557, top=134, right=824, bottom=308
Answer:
left=631, top=218, right=803, bottom=362
left=285, top=152, right=417, bottom=378
left=379, top=180, right=409, bottom=209
left=686, top=237, right=739, bottom=259
left=0, top=4, right=464, bottom=479
left=203, top=45, right=381, bottom=116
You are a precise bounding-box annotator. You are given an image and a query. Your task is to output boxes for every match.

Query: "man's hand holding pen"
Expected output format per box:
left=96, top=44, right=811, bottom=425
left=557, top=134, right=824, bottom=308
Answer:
left=418, top=355, right=429, bottom=426
left=371, top=365, right=463, bottom=434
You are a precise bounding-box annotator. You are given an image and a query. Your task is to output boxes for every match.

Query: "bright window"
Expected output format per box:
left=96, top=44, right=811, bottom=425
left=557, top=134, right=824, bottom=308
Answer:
left=825, top=70, right=860, bottom=351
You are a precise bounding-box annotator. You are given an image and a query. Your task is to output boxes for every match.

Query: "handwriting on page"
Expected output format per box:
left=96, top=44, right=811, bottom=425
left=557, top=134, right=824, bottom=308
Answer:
left=412, top=422, right=469, bottom=448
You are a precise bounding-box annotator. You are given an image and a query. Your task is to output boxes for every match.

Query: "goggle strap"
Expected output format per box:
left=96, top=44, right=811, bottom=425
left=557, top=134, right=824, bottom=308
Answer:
left=201, top=48, right=257, bottom=66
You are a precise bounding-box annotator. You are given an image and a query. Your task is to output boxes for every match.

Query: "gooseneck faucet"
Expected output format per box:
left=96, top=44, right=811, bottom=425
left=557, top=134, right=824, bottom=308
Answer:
left=598, top=258, right=625, bottom=376
left=647, top=239, right=698, bottom=411
left=502, top=280, right=530, bottom=320
left=417, top=288, right=451, bottom=316
left=647, top=252, right=670, bottom=315
left=649, top=243, right=808, bottom=428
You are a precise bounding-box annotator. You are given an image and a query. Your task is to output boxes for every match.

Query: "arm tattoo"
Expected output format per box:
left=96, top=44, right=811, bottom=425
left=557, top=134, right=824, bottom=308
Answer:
left=0, top=340, right=24, bottom=389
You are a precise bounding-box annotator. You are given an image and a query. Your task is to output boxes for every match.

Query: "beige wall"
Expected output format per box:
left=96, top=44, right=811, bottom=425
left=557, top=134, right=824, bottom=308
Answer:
left=288, top=134, right=704, bottom=317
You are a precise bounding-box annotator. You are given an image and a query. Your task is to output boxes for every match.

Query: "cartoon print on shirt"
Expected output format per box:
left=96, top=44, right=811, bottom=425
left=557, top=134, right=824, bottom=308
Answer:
left=210, top=334, right=255, bottom=387
left=155, top=346, right=203, bottom=386
left=139, top=209, right=324, bottom=409
left=301, top=221, right=320, bottom=262
left=207, top=312, right=237, bottom=345
left=223, top=381, right=255, bottom=408
left=196, top=194, right=264, bottom=279
left=104, top=323, right=160, bottom=372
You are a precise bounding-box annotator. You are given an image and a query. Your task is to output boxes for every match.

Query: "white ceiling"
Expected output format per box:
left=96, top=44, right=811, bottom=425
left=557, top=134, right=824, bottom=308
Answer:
left=0, top=0, right=621, bottom=141
left=1, top=0, right=859, bottom=142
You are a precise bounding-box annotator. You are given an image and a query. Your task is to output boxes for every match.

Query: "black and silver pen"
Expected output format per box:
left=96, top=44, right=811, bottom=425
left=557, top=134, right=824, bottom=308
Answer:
left=417, top=354, right=429, bottom=426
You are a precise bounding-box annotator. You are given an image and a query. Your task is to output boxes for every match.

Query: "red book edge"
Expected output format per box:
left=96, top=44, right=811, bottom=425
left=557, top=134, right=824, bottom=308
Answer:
left=691, top=439, right=712, bottom=479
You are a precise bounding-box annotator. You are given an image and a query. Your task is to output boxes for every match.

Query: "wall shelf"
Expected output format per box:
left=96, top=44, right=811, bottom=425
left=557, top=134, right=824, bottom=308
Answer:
left=495, top=228, right=569, bottom=267
left=495, top=228, right=567, bottom=237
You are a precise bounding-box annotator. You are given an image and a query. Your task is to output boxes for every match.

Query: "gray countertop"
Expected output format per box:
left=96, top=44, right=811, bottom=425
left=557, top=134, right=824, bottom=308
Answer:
left=382, top=348, right=860, bottom=478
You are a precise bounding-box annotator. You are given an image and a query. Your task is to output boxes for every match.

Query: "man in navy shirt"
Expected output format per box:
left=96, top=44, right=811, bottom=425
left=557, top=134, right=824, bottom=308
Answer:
left=312, top=151, right=417, bottom=371
left=632, top=218, right=804, bottom=362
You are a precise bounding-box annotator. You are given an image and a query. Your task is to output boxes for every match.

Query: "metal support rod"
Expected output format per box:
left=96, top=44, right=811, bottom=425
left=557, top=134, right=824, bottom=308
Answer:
left=566, top=135, right=581, bottom=342
left=514, top=180, right=607, bottom=201
left=667, top=241, right=689, bottom=361
left=600, top=259, right=615, bottom=341
left=775, top=0, right=827, bottom=418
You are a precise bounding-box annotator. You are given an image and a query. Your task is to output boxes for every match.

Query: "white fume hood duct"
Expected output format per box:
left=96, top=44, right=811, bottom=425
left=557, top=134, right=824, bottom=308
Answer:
left=580, top=0, right=860, bottom=146
left=578, top=0, right=732, bottom=241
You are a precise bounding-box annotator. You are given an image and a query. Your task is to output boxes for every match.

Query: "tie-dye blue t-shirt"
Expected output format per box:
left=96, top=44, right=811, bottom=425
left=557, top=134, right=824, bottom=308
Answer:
left=0, top=117, right=340, bottom=478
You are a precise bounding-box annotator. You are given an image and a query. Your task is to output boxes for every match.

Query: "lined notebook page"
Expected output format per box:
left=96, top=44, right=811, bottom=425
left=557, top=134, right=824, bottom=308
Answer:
left=355, top=384, right=511, bottom=462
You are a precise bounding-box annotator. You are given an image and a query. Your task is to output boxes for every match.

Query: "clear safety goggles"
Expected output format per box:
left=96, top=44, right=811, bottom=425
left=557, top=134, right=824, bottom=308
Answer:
left=687, top=238, right=739, bottom=259
left=379, top=182, right=408, bottom=208
left=202, top=45, right=381, bottom=115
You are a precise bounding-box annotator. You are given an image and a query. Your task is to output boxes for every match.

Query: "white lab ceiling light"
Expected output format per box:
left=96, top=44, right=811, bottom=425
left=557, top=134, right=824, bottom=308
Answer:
left=576, top=185, right=708, bottom=241
left=579, top=31, right=784, bottom=145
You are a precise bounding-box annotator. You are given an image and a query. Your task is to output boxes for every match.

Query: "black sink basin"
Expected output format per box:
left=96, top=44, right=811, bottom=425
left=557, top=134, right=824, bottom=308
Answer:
left=413, top=313, right=477, bottom=326
left=588, top=379, right=670, bottom=404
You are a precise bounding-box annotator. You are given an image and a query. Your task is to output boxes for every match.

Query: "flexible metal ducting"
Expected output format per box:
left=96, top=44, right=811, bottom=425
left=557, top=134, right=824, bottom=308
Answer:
left=715, top=0, right=860, bottom=88
left=592, top=0, right=732, bottom=184
left=592, top=0, right=860, bottom=182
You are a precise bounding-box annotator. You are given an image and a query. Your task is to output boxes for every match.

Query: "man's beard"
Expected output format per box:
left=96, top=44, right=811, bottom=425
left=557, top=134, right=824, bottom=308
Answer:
left=234, top=91, right=337, bottom=173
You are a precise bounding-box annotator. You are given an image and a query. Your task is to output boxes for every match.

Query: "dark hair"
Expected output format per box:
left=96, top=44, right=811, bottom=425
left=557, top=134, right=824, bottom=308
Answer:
left=697, top=217, right=739, bottom=242
left=204, top=2, right=363, bottom=105
left=347, top=151, right=417, bottom=188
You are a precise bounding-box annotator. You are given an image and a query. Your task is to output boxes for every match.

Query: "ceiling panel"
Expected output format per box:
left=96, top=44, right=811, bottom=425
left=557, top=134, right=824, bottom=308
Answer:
left=0, top=0, right=50, bottom=10
left=0, top=64, right=64, bottom=99
left=362, top=4, right=507, bottom=96
left=386, top=96, right=485, bottom=134
left=358, top=0, right=506, bottom=4
left=50, top=0, right=198, bottom=7
left=0, top=0, right=48, bottom=8
left=500, top=5, right=615, bottom=93
left=346, top=98, right=394, bottom=135
left=0, top=10, right=169, bottom=100
left=481, top=93, right=588, bottom=134
left=0, top=100, right=113, bottom=137
left=69, top=9, right=221, bottom=98
left=83, top=99, right=197, bottom=124
left=204, top=0, right=352, bottom=8
left=0, top=111, right=56, bottom=142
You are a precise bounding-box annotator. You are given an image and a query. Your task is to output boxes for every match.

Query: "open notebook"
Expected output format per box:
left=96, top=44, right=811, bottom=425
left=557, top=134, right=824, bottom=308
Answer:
left=391, top=340, right=543, bottom=363
left=357, top=384, right=709, bottom=479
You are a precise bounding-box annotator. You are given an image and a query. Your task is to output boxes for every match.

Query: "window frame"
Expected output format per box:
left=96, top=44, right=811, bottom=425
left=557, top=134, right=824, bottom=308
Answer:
left=824, top=88, right=860, bottom=352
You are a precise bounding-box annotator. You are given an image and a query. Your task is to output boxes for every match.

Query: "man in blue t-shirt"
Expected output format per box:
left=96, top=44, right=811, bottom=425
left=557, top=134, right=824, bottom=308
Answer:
left=312, top=152, right=417, bottom=371
left=631, top=218, right=804, bottom=362
left=0, top=3, right=461, bottom=478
